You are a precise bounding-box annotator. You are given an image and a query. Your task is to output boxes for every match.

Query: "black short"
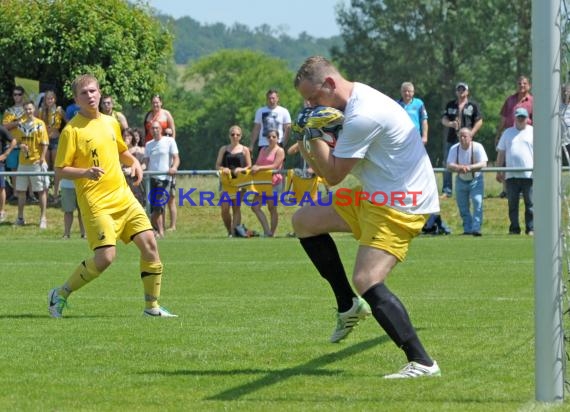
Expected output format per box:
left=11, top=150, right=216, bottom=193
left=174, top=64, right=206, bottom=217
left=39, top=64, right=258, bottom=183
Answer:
left=150, top=178, right=172, bottom=212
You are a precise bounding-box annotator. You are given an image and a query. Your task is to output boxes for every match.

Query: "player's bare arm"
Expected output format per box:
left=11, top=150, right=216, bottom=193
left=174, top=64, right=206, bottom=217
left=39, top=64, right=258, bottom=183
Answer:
left=56, top=165, right=105, bottom=181
left=307, top=139, right=358, bottom=186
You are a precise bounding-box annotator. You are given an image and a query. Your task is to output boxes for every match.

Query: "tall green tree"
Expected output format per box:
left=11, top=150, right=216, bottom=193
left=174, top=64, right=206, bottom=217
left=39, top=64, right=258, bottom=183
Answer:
left=180, top=50, right=302, bottom=169
left=332, top=0, right=531, bottom=164
left=0, top=0, right=173, bottom=108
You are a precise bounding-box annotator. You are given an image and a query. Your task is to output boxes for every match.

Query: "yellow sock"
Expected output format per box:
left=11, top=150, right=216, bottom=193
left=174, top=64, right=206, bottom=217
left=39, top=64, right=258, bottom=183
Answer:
left=141, top=259, right=162, bottom=309
left=60, top=258, right=101, bottom=298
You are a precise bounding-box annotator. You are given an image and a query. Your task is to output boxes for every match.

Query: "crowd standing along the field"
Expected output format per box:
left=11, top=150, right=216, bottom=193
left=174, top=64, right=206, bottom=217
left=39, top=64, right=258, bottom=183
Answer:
left=0, top=71, right=541, bottom=240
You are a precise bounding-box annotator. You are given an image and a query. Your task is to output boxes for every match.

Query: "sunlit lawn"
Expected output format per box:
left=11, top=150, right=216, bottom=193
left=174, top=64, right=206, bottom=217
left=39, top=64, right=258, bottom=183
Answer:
left=0, top=173, right=566, bottom=410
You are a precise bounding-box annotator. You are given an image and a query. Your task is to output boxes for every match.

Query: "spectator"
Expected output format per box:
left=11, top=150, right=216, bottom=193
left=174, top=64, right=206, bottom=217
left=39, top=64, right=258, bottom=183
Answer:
left=121, top=128, right=146, bottom=206
left=143, top=121, right=180, bottom=239
left=215, top=125, right=252, bottom=237
left=397, top=82, right=428, bottom=145
left=496, top=107, right=534, bottom=235
left=48, top=74, right=177, bottom=318
left=292, top=56, right=440, bottom=378
left=123, top=128, right=145, bottom=165
left=100, top=95, right=129, bottom=133
left=143, top=94, right=175, bottom=143
left=12, top=101, right=49, bottom=228
left=3, top=86, right=26, bottom=197
left=0, top=125, right=17, bottom=222
left=37, top=90, right=65, bottom=201
left=446, top=127, right=488, bottom=236
left=143, top=95, right=177, bottom=231
left=250, top=129, right=285, bottom=237
left=60, top=178, right=86, bottom=239
left=495, top=76, right=533, bottom=198
left=131, top=128, right=146, bottom=153
left=64, top=100, right=80, bottom=123
left=250, top=89, right=292, bottom=153
left=441, top=82, right=483, bottom=198
left=397, top=82, right=449, bottom=235
left=497, top=76, right=533, bottom=140
left=3, top=85, right=26, bottom=132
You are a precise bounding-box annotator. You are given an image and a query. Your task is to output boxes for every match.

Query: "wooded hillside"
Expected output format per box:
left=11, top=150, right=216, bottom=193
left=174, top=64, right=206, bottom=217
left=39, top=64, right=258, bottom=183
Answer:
left=156, top=14, right=342, bottom=70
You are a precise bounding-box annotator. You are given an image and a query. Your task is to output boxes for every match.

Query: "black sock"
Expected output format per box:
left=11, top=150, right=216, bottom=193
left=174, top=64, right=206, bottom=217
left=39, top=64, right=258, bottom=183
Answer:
left=362, top=283, right=432, bottom=365
left=299, top=234, right=356, bottom=312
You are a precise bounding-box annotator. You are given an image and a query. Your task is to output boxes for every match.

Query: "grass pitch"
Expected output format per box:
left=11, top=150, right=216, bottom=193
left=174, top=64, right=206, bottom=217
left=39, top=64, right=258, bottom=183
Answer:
left=0, top=231, right=543, bottom=411
left=0, top=174, right=564, bottom=411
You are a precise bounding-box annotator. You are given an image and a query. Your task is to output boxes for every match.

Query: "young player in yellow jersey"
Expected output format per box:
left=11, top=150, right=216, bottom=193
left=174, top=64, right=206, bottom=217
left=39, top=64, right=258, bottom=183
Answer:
left=47, top=74, right=177, bottom=318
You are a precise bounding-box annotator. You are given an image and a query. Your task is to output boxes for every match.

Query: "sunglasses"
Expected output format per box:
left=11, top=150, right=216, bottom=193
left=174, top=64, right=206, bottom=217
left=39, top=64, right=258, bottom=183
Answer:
left=13, top=93, right=23, bottom=96
left=230, top=133, right=241, bottom=137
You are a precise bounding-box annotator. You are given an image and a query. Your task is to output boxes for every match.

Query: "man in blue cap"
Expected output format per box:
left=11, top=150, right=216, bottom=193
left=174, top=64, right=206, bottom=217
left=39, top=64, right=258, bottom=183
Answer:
left=495, top=107, right=534, bottom=235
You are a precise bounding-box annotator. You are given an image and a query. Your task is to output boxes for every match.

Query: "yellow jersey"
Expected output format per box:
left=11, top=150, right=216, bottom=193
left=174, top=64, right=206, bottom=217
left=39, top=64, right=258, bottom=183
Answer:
left=40, top=105, right=65, bottom=131
left=11, top=117, right=49, bottom=165
left=2, top=105, right=25, bottom=125
left=55, top=113, right=134, bottom=217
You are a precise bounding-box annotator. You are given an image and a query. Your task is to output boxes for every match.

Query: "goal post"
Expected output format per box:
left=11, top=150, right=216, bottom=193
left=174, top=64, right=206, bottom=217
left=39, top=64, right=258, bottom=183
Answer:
left=533, top=0, right=565, bottom=402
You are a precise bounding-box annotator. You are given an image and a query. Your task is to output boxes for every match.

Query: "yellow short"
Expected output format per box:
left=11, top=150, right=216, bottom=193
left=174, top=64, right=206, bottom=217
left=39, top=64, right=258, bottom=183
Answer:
left=333, top=187, right=427, bottom=261
left=83, top=200, right=152, bottom=250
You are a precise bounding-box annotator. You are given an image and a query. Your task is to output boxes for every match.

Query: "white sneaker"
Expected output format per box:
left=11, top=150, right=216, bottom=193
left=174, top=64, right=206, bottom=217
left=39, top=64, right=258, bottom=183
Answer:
left=330, top=297, right=371, bottom=343
left=48, top=288, right=67, bottom=318
left=39, top=218, right=47, bottom=229
left=384, top=361, right=441, bottom=379
left=143, top=306, right=178, bottom=317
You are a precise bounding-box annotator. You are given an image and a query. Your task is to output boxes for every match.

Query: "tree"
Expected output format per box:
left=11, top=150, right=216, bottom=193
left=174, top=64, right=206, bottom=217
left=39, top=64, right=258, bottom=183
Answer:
left=179, top=50, right=302, bottom=169
left=0, top=0, right=173, bottom=108
left=332, top=0, right=531, bottom=164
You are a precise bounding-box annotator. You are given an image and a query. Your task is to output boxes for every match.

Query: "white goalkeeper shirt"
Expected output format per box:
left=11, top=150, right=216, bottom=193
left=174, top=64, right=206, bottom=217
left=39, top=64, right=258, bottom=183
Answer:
left=333, top=82, right=439, bottom=214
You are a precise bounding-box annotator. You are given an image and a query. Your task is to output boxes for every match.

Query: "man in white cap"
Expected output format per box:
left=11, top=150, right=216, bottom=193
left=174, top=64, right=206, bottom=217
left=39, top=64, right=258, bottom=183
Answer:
left=496, top=107, right=534, bottom=235
left=441, top=82, right=483, bottom=198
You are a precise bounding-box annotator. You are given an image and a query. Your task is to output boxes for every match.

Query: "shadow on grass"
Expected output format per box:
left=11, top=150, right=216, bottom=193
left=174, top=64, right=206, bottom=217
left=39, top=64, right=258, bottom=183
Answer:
left=0, top=314, right=130, bottom=319
left=0, top=313, right=48, bottom=319
left=145, top=336, right=389, bottom=401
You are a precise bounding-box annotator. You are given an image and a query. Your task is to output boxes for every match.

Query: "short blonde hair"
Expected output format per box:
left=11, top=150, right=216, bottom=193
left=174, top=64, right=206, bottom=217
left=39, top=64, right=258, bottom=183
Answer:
left=71, top=74, right=99, bottom=97
left=294, top=56, right=339, bottom=88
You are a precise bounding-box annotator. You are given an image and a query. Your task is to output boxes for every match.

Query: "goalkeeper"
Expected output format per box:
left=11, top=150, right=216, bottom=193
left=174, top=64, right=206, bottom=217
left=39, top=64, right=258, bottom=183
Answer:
left=292, top=56, right=441, bottom=379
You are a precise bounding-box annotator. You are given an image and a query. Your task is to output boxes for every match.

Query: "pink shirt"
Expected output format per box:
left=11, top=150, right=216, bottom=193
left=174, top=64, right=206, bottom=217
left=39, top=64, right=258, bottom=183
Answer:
left=256, top=147, right=283, bottom=186
left=500, top=93, right=533, bottom=128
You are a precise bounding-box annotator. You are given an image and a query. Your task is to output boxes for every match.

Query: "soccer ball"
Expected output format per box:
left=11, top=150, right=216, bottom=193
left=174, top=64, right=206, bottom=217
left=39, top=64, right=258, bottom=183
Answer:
left=303, top=106, right=344, bottom=148
left=291, top=107, right=314, bottom=142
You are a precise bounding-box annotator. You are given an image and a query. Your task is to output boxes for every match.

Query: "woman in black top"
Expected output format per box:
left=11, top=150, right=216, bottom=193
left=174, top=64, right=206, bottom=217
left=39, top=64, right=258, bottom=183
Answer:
left=215, top=125, right=252, bottom=236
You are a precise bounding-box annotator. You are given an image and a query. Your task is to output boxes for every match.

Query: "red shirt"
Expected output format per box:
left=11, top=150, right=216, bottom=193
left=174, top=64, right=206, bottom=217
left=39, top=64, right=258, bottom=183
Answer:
left=144, top=109, right=170, bottom=142
left=500, top=93, right=533, bottom=128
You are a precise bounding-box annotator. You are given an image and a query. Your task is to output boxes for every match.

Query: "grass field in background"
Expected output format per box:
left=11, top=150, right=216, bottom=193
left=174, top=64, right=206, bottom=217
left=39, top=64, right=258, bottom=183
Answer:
left=0, top=173, right=567, bottom=411
left=0, top=172, right=543, bottom=237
